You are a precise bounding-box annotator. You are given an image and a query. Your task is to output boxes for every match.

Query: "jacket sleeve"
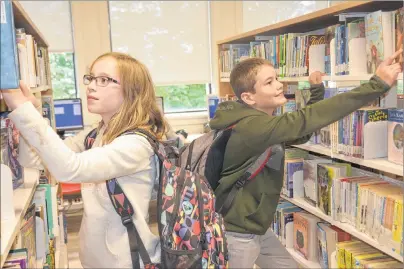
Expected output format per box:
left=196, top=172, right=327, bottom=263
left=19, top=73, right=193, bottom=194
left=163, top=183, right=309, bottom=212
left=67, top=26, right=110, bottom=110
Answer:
left=9, top=102, right=153, bottom=183
left=239, top=75, right=391, bottom=155
left=285, top=82, right=325, bottom=145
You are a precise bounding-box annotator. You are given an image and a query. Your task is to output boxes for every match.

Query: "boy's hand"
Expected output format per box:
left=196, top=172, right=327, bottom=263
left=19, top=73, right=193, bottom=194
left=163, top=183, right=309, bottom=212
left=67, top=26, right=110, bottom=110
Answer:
left=375, top=49, right=403, bottom=87
left=309, top=71, right=325, bottom=85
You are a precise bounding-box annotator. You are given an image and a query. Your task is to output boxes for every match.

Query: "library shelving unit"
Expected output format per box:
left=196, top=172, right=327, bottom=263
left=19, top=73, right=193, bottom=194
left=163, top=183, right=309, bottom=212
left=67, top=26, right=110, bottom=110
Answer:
left=0, top=2, right=65, bottom=269
left=217, top=1, right=403, bottom=268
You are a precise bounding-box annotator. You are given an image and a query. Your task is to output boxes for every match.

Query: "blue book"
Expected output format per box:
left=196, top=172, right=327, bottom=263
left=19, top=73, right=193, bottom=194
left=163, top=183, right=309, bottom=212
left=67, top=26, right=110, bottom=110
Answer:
left=1, top=0, right=19, bottom=89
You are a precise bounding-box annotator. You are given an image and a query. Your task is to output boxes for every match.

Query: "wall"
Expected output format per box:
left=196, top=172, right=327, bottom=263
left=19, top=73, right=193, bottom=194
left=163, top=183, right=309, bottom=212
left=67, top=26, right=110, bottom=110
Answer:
left=70, top=1, right=111, bottom=127
left=210, top=1, right=243, bottom=93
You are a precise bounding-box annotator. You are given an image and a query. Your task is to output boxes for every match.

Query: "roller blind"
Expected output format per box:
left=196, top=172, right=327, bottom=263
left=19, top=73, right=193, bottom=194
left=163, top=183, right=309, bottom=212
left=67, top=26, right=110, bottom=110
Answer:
left=18, top=1, right=74, bottom=52
left=109, top=1, right=211, bottom=85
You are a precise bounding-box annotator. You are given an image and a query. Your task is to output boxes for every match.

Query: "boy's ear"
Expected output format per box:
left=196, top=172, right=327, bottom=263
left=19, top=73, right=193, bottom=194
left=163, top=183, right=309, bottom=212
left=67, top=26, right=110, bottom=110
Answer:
left=240, top=92, right=256, bottom=106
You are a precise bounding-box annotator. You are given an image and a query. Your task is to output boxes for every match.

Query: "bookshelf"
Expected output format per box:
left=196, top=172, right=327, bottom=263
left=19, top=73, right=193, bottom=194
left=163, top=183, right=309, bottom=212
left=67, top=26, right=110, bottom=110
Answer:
left=217, top=1, right=403, bottom=267
left=281, top=195, right=403, bottom=262
left=1, top=2, right=64, bottom=268
left=292, top=143, right=404, bottom=178
left=0, top=168, right=39, bottom=268
left=216, top=1, right=402, bottom=96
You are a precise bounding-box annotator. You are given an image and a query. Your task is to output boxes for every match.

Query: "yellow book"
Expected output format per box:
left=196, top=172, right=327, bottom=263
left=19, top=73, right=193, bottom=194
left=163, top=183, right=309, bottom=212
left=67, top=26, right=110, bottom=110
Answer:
left=347, top=247, right=378, bottom=269
left=344, top=244, right=375, bottom=269
left=390, top=194, right=403, bottom=254
left=336, top=241, right=360, bottom=269
left=365, top=260, right=403, bottom=269
left=353, top=253, right=387, bottom=269
left=360, top=257, right=394, bottom=269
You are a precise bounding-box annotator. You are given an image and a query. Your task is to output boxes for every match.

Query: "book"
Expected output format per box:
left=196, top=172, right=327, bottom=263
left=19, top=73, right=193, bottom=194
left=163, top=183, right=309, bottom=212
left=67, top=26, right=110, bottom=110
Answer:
left=303, top=158, right=332, bottom=207
left=365, top=10, right=394, bottom=74
left=387, top=109, right=403, bottom=165
left=317, top=163, right=351, bottom=216
left=293, top=211, right=321, bottom=261
left=0, top=0, right=20, bottom=89
left=0, top=112, right=24, bottom=189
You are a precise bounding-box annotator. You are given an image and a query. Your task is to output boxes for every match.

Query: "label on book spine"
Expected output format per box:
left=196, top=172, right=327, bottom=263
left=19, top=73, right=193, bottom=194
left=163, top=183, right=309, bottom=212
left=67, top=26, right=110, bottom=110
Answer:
left=1, top=1, right=6, bottom=24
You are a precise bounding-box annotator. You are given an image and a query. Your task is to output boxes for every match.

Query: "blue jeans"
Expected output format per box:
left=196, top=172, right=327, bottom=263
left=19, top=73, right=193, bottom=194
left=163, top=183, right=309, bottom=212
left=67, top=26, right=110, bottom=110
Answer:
left=226, top=229, right=298, bottom=268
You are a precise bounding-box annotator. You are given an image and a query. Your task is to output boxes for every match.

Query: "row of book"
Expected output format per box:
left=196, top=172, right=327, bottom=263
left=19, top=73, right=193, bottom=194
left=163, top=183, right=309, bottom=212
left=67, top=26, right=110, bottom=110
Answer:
left=3, top=179, right=67, bottom=269
left=283, top=83, right=403, bottom=165
left=217, top=83, right=403, bottom=167
left=0, top=1, right=50, bottom=90
left=281, top=148, right=403, bottom=258
left=220, top=8, right=403, bottom=78
left=15, top=28, right=51, bottom=89
left=271, top=200, right=403, bottom=268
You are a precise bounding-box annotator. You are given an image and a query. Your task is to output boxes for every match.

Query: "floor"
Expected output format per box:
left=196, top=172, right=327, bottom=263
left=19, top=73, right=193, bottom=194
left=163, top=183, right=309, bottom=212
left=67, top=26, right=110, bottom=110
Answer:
left=66, top=211, right=83, bottom=269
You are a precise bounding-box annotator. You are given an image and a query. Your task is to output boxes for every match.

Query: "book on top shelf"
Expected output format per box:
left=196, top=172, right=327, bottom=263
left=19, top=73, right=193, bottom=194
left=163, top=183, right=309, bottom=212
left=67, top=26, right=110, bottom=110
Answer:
left=0, top=0, right=20, bottom=89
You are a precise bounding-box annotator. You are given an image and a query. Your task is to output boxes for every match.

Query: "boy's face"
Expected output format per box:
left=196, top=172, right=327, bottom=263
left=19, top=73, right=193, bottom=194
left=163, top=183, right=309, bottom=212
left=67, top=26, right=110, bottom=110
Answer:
left=241, top=65, right=287, bottom=114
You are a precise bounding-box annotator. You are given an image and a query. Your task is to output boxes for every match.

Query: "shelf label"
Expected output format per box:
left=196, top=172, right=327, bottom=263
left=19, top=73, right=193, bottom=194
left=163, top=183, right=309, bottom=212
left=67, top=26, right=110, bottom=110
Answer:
left=1, top=1, right=6, bottom=24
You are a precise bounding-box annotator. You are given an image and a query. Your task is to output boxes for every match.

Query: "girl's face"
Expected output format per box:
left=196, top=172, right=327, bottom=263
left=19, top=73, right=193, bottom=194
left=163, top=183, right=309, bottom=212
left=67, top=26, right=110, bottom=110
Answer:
left=86, top=57, right=125, bottom=124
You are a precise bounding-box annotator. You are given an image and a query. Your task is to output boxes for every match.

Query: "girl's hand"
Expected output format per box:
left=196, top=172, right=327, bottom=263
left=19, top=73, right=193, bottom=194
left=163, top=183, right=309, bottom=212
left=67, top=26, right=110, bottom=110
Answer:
left=1, top=81, right=40, bottom=110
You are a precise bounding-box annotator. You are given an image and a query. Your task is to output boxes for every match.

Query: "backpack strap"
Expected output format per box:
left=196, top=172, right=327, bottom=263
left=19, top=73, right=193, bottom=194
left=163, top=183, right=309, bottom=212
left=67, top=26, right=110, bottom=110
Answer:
left=217, top=145, right=273, bottom=216
left=84, top=128, right=154, bottom=269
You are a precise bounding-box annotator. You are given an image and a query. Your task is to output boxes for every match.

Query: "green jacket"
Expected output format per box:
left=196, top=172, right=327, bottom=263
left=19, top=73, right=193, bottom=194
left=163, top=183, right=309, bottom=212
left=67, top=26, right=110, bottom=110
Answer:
left=209, top=76, right=390, bottom=235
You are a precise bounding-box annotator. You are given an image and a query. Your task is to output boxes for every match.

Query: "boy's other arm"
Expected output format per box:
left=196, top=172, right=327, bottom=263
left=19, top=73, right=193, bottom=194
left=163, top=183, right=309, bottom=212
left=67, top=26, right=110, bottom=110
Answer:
left=241, top=75, right=390, bottom=153
left=285, top=82, right=325, bottom=145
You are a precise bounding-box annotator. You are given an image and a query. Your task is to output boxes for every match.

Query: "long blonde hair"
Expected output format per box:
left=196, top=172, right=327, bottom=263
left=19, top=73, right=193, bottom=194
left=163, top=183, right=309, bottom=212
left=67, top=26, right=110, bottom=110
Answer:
left=90, top=52, right=167, bottom=144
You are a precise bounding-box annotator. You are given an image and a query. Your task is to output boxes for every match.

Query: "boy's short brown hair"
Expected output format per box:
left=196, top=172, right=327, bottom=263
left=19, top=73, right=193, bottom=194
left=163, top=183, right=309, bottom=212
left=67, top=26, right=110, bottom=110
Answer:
left=230, top=58, right=273, bottom=100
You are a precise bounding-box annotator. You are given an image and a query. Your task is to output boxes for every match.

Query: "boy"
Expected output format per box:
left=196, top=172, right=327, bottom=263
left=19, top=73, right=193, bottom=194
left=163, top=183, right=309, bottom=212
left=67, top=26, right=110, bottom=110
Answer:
left=209, top=50, right=402, bottom=268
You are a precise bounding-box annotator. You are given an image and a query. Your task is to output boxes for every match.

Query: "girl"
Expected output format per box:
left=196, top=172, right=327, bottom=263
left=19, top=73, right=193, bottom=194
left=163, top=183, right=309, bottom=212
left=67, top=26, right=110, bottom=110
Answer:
left=2, top=52, right=166, bottom=268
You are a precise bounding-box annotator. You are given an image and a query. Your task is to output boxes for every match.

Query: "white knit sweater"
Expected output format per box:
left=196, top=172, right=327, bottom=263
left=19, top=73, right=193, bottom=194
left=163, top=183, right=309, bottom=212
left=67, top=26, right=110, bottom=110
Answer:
left=9, top=101, right=161, bottom=268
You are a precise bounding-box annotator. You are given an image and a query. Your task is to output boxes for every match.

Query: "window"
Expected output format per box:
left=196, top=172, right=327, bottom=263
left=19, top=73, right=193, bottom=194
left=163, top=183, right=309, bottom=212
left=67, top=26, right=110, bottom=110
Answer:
left=155, top=84, right=207, bottom=113
left=49, top=52, right=77, bottom=99
left=108, top=1, right=211, bottom=113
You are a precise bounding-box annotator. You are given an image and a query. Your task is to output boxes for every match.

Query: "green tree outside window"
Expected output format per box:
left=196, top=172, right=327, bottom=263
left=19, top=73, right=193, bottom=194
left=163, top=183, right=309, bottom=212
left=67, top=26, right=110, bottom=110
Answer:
left=49, top=52, right=77, bottom=99
left=155, top=84, right=207, bottom=113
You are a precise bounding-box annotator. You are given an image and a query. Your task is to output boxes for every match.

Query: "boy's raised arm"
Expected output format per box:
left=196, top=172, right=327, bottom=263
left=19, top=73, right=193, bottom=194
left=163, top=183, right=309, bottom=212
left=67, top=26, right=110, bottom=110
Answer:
left=241, top=50, right=402, bottom=153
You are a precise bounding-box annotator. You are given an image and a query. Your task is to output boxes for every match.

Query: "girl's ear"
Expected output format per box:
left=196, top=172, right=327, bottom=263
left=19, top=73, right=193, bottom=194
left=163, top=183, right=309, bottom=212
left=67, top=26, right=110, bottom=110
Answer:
left=240, top=92, right=255, bottom=106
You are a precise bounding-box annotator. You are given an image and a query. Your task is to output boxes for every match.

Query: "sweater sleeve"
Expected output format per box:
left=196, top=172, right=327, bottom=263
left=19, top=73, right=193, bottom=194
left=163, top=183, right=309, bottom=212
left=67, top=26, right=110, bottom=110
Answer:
left=9, top=102, right=153, bottom=183
left=239, top=75, right=391, bottom=154
left=17, top=122, right=93, bottom=170
left=285, top=82, right=325, bottom=145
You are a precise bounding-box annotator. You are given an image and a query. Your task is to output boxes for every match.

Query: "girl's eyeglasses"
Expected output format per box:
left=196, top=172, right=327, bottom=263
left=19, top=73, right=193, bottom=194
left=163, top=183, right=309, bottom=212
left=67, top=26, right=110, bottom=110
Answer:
left=83, top=74, right=120, bottom=87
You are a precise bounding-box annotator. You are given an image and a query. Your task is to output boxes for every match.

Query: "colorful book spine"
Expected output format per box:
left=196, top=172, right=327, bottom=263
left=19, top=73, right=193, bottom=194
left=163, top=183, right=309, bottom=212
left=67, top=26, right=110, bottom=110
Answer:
left=0, top=0, right=20, bottom=89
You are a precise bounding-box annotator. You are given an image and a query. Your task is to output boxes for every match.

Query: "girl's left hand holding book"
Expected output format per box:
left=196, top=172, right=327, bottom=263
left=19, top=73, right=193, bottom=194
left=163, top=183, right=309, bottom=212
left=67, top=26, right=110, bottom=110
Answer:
left=2, top=81, right=41, bottom=111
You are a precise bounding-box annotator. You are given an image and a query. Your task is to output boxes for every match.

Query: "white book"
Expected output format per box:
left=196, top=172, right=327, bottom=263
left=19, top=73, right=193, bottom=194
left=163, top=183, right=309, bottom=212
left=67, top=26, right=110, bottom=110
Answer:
left=25, top=35, right=37, bottom=88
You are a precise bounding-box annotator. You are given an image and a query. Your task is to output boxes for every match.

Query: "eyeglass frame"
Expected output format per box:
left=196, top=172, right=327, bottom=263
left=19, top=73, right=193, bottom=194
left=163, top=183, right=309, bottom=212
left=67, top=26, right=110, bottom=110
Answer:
left=83, top=74, right=120, bottom=87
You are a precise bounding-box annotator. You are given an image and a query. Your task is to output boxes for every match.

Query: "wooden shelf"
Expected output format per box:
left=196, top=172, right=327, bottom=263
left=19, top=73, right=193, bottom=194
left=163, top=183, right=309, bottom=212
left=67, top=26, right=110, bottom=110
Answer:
left=278, top=74, right=374, bottom=82
left=292, top=143, right=403, bottom=177
left=217, top=1, right=402, bottom=45
left=0, top=168, right=40, bottom=268
left=221, top=74, right=403, bottom=83
left=281, top=195, right=403, bottom=262
left=31, top=85, right=51, bottom=94
left=12, top=1, right=48, bottom=47
left=286, top=248, right=322, bottom=269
